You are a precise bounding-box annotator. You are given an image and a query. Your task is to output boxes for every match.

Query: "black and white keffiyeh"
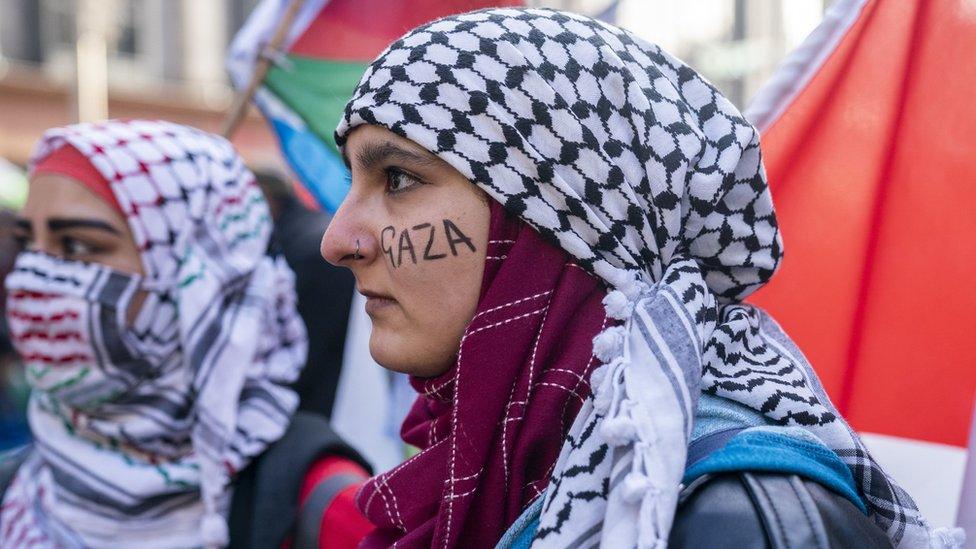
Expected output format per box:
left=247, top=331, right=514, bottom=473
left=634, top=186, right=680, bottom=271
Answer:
left=1, top=120, right=307, bottom=548
left=336, top=8, right=955, bottom=548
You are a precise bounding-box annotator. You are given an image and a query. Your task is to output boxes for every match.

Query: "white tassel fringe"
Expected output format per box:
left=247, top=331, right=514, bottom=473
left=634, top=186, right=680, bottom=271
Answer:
left=201, top=512, right=229, bottom=548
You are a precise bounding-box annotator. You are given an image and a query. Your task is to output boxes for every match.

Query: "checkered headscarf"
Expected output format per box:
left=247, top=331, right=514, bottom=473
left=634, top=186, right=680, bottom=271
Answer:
left=1, top=120, right=307, bottom=548
left=337, top=8, right=948, bottom=548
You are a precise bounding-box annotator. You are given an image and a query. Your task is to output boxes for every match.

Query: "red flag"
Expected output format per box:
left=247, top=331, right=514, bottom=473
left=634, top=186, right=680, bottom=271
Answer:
left=746, top=2, right=976, bottom=526
left=748, top=0, right=976, bottom=449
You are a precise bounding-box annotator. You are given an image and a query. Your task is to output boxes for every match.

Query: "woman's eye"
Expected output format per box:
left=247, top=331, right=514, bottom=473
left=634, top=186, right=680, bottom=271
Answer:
left=385, top=168, right=422, bottom=195
left=11, top=233, right=31, bottom=252
left=61, top=236, right=98, bottom=258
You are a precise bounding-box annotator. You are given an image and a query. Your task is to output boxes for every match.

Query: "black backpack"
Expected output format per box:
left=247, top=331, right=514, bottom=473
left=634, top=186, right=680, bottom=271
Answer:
left=228, top=411, right=371, bottom=548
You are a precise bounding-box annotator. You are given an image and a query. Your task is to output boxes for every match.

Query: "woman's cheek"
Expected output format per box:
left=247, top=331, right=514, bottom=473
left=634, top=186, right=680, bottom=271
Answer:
left=382, top=215, right=485, bottom=341
left=378, top=217, right=479, bottom=271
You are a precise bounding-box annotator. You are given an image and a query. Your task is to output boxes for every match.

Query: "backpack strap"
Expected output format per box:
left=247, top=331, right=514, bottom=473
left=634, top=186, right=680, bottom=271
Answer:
left=292, top=472, right=364, bottom=549
left=677, top=427, right=745, bottom=504
left=671, top=471, right=892, bottom=548
left=740, top=471, right=831, bottom=548
left=228, top=412, right=371, bottom=549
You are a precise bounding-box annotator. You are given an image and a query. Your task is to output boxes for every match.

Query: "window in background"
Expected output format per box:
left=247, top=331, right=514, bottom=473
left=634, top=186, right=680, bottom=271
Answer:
left=0, top=0, right=43, bottom=63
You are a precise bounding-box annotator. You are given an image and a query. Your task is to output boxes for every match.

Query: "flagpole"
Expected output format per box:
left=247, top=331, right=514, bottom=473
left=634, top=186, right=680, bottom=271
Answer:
left=220, top=0, right=305, bottom=139
left=75, top=0, right=113, bottom=122
left=956, top=397, right=976, bottom=534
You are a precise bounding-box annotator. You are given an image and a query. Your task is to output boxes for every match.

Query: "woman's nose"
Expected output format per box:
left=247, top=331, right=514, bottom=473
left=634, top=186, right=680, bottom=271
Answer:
left=320, top=203, right=376, bottom=267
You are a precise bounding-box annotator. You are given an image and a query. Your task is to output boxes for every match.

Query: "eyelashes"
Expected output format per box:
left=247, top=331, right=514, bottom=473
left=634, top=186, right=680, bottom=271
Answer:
left=9, top=233, right=105, bottom=258
left=12, top=234, right=29, bottom=252
left=61, top=236, right=102, bottom=257
left=385, top=167, right=424, bottom=195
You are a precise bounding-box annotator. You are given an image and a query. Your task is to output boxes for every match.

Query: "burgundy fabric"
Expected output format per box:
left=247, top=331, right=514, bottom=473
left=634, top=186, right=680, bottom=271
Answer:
left=356, top=201, right=610, bottom=548
left=29, top=143, right=123, bottom=213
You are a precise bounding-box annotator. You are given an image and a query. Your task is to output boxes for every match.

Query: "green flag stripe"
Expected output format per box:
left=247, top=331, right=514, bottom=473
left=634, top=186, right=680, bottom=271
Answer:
left=264, top=55, right=369, bottom=154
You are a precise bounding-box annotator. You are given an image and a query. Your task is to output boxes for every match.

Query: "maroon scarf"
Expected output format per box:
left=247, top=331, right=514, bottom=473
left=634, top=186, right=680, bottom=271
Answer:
left=357, top=202, right=609, bottom=548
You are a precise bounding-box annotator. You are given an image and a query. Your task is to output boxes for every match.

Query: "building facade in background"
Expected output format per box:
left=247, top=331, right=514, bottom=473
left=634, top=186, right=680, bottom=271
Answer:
left=0, top=0, right=278, bottom=166
left=1, top=0, right=826, bottom=166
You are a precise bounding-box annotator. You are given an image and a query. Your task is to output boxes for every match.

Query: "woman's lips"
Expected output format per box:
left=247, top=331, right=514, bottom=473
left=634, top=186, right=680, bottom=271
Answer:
left=360, top=289, right=397, bottom=315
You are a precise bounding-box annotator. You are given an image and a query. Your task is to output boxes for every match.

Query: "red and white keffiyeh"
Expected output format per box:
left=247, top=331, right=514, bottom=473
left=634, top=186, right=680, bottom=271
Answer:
left=0, top=120, right=307, bottom=548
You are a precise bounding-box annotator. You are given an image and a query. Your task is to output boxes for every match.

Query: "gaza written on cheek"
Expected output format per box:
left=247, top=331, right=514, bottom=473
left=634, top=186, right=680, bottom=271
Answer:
left=380, top=219, right=476, bottom=268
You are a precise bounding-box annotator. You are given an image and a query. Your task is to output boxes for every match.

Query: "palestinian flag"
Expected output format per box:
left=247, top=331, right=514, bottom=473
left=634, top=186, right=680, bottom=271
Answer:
left=228, top=0, right=520, bottom=212
left=744, top=0, right=976, bottom=530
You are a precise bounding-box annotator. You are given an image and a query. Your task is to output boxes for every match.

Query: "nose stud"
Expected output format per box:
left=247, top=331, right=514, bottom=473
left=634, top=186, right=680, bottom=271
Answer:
left=354, top=239, right=362, bottom=260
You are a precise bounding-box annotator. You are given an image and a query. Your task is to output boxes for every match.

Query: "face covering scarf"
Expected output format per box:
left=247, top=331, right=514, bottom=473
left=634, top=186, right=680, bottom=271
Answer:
left=337, top=8, right=957, bottom=549
left=356, top=201, right=609, bottom=547
left=0, top=120, right=308, bottom=549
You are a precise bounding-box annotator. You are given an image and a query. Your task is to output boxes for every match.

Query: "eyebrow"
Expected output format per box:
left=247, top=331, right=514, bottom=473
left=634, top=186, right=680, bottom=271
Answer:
left=47, top=217, right=122, bottom=235
left=353, top=141, right=439, bottom=172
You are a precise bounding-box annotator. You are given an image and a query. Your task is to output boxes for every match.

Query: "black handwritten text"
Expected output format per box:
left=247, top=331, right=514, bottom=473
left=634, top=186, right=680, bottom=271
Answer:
left=380, top=219, right=476, bottom=268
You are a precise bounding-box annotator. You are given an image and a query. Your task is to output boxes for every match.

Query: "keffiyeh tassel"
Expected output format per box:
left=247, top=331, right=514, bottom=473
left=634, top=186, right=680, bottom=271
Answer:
left=557, top=262, right=708, bottom=549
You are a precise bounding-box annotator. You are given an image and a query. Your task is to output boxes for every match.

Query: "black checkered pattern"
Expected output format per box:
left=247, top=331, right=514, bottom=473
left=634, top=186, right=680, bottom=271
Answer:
left=337, top=7, right=780, bottom=303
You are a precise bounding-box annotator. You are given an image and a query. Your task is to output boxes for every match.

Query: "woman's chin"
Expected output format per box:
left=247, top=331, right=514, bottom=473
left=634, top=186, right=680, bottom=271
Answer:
left=368, top=330, right=455, bottom=378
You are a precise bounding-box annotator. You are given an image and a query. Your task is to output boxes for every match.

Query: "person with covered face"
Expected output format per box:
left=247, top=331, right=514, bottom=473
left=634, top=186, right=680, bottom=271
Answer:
left=0, top=120, right=372, bottom=548
left=319, top=7, right=960, bottom=549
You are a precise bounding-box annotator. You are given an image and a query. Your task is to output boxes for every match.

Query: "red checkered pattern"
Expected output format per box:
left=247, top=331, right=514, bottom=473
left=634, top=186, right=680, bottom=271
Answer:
left=1, top=120, right=307, bottom=548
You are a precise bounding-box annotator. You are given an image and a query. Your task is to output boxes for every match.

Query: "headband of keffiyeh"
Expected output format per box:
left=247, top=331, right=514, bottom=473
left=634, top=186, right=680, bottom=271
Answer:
left=1, top=120, right=307, bottom=548
left=336, top=8, right=948, bottom=548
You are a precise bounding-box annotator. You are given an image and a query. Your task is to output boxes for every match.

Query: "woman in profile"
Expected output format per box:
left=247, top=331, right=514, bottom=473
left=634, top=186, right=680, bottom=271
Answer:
left=0, top=120, right=371, bottom=548
left=320, top=7, right=957, bottom=548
